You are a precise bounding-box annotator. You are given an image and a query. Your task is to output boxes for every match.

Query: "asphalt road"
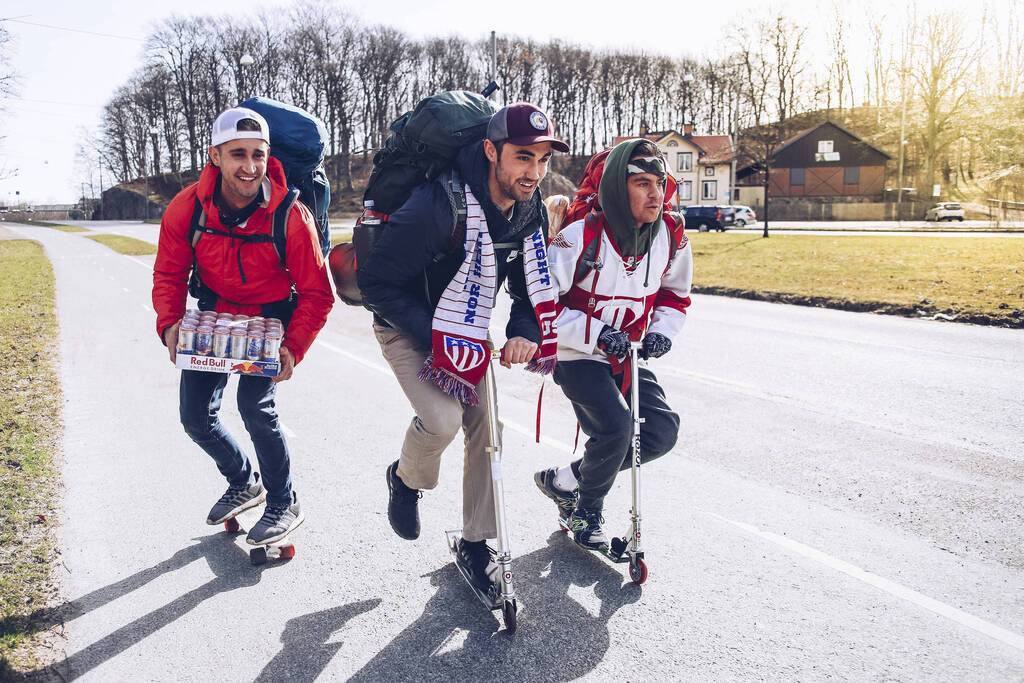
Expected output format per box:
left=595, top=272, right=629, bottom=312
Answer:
left=8, top=221, right=1024, bottom=681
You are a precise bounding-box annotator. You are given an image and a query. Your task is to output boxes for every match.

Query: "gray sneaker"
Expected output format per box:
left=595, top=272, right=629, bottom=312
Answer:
left=568, top=507, right=609, bottom=551
left=246, top=492, right=304, bottom=545
left=206, top=473, right=266, bottom=525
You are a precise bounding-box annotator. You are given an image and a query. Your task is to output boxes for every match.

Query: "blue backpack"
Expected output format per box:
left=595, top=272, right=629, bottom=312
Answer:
left=239, top=97, right=331, bottom=255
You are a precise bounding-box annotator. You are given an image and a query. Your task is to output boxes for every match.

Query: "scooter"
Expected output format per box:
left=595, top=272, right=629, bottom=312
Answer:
left=559, top=341, right=648, bottom=585
left=445, top=349, right=518, bottom=632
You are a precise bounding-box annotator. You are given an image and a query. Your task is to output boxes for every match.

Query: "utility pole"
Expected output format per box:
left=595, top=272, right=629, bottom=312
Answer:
left=490, top=31, right=497, bottom=101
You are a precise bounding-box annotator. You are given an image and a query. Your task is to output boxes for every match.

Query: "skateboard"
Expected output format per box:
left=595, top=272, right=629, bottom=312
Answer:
left=221, top=515, right=297, bottom=566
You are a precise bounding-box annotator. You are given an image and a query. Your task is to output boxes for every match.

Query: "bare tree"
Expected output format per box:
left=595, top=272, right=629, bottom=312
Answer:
left=912, top=11, right=977, bottom=196
left=0, top=22, right=18, bottom=180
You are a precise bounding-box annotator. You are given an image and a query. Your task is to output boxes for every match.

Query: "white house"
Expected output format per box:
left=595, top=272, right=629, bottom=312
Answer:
left=613, top=125, right=735, bottom=207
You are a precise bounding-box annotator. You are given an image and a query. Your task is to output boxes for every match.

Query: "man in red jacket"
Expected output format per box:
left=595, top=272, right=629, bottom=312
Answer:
left=152, top=107, right=333, bottom=545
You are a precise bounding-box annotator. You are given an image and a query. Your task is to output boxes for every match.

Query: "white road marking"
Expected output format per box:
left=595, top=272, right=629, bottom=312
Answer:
left=125, top=256, right=152, bottom=271
left=317, top=337, right=1024, bottom=653
left=139, top=304, right=150, bottom=313
left=122, top=287, right=131, bottom=293
left=701, top=511, right=1024, bottom=652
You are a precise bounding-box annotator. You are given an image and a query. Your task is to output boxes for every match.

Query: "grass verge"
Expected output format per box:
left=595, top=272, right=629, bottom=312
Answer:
left=0, top=240, right=61, bottom=676
left=690, top=232, right=1024, bottom=326
left=85, top=234, right=157, bottom=256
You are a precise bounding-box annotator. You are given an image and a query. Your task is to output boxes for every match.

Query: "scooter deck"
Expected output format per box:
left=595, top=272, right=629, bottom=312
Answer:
left=445, top=530, right=501, bottom=610
left=557, top=516, right=633, bottom=563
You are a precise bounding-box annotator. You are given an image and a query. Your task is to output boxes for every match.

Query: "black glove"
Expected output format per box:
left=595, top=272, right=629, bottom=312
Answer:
left=597, top=325, right=630, bottom=359
left=640, top=332, right=671, bottom=360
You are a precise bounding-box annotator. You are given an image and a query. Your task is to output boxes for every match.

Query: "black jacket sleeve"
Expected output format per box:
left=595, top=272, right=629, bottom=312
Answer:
left=357, top=183, right=452, bottom=350
left=504, top=252, right=542, bottom=344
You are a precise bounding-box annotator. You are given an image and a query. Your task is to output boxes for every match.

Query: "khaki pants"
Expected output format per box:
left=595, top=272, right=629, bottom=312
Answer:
left=373, top=324, right=499, bottom=542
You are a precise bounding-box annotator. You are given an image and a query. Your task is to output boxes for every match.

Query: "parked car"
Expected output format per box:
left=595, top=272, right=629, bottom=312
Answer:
left=730, top=205, right=757, bottom=226
left=683, top=205, right=733, bottom=232
left=924, top=202, right=965, bottom=222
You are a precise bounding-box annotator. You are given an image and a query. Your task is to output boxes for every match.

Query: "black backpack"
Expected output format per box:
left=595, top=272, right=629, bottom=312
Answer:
left=330, top=85, right=498, bottom=307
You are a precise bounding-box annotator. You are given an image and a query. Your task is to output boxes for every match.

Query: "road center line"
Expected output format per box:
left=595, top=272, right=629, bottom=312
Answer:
left=699, top=510, right=1024, bottom=652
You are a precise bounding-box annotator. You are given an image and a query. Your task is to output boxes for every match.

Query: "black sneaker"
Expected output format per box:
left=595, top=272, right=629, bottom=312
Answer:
left=247, top=491, right=304, bottom=545
left=533, top=468, right=577, bottom=524
left=568, top=507, right=609, bottom=551
left=206, top=472, right=266, bottom=525
left=386, top=460, right=421, bottom=540
left=454, top=538, right=498, bottom=595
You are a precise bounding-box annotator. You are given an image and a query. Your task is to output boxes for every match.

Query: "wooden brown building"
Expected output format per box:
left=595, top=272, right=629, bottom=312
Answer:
left=739, top=121, right=891, bottom=199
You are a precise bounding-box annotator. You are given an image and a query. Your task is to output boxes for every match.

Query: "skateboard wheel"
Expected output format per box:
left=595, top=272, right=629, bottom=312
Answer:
left=250, top=547, right=268, bottom=566
left=629, top=558, right=648, bottom=585
left=279, top=544, right=296, bottom=560
left=224, top=518, right=241, bottom=533
left=502, top=599, right=517, bottom=633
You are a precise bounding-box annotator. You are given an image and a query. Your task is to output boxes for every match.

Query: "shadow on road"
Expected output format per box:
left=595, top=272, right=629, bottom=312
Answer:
left=255, top=599, right=382, bottom=682
left=348, top=531, right=642, bottom=681
left=10, top=530, right=281, bottom=681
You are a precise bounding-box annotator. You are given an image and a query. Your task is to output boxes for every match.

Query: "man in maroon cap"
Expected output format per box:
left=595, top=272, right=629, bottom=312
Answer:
left=358, top=102, right=567, bottom=593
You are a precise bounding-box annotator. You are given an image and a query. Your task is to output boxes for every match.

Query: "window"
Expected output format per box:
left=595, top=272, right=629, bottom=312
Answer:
left=677, top=152, right=693, bottom=172
left=843, top=166, right=860, bottom=185
left=680, top=180, right=693, bottom=201
left=818, top=140, right=834, bottom=154
left=790, top=168, right=806, bottom=185
left=704, top=166, right=715, bottom=177
left=666, top=140, right=679, bottom=147
left=701, top=180, right=718, bottom=200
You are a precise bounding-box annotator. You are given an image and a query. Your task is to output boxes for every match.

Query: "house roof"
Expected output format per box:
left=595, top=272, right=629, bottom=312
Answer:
left=610, top=130, right=735, bottom=164
left=772, top=120, right=892, bottom=160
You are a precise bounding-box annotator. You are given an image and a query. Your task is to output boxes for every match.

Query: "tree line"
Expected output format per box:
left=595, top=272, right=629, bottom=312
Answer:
left=85, top=1, right=1024, bottom=202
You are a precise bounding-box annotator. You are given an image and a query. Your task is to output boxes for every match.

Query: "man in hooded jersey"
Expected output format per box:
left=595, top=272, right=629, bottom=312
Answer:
left=532, top=138, right=693, bottom=549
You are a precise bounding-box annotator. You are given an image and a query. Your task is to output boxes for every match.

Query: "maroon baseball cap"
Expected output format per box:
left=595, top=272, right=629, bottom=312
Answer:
left=487, top=102, right=570, bottom=153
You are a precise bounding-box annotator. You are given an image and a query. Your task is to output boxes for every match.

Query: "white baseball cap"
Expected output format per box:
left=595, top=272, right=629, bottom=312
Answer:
left=210, top=107, right=270, bottom=147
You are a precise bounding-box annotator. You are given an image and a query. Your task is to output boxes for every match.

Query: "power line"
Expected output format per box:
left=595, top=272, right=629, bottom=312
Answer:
left=0, top=17, right=144, bottom=42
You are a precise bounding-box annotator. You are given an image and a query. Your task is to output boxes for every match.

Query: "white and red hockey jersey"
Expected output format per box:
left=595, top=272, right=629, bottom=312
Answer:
left=548, top=212, right=692, bottom=363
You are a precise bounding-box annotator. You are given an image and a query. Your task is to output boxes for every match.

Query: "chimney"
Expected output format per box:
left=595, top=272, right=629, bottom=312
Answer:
left=683, top=123, right=694, bottom=136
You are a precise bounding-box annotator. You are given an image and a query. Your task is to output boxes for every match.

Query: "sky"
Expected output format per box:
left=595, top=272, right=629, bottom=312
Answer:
left=0, top=0, right=995, bottom=204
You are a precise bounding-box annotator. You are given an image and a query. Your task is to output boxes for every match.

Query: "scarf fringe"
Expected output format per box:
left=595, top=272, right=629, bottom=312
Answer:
left=418, top=355, right=480, bottom=406
left=525, top=354, right=557, bottom=375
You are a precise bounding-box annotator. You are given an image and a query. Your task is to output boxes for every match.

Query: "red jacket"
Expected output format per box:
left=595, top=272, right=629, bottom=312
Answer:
left=152, top=158, right=333, bottom=364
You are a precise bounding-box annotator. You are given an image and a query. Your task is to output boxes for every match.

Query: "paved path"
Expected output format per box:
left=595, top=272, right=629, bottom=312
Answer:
left=8, top=222, right=1024, bottom=681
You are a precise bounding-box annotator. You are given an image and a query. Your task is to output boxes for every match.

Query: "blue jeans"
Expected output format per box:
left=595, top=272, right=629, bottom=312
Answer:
left=179, top=370, right=292, bottom=507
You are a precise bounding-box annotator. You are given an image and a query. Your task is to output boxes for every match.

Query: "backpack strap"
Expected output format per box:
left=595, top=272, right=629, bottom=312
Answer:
left=662, top=211, right=684, bottom=274
left=435, top=170, right=468, bottom=262
left=571, top=212, right=605, bottom=346
left=272, top=188, right=301, bottom=265
left=189, top=198, right=206, bottom=249
left=572, top=212, right=604, bottom=286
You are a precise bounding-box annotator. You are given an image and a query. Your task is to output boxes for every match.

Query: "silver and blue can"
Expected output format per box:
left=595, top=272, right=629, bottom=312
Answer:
left=245, top=331, right=265, bottom=361
left=195, top=325, right=214, bottom=355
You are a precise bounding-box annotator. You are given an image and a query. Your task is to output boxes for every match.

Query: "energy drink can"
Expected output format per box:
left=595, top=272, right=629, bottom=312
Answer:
left=195, top=325, right=214, bottom=356
left=178, top=322, right=196, bottom=352
left=245, top=331, right=265, bottom=361
left=230, top=328, right=248, bottom=359
left=213, top=326, right=230, bottom=357
left=263, top=331, right=282, bottom=360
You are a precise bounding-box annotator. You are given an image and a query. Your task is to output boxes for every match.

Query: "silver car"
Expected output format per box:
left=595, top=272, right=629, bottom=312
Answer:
left=730, top=205, right=757, bottom=227
left=924, top=203, right=965, bottom=222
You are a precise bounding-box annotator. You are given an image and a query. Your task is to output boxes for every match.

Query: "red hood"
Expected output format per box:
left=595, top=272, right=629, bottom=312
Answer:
left=195, top=156, right=290, bottom=214
left=563, top=149, right=677, bottom=228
